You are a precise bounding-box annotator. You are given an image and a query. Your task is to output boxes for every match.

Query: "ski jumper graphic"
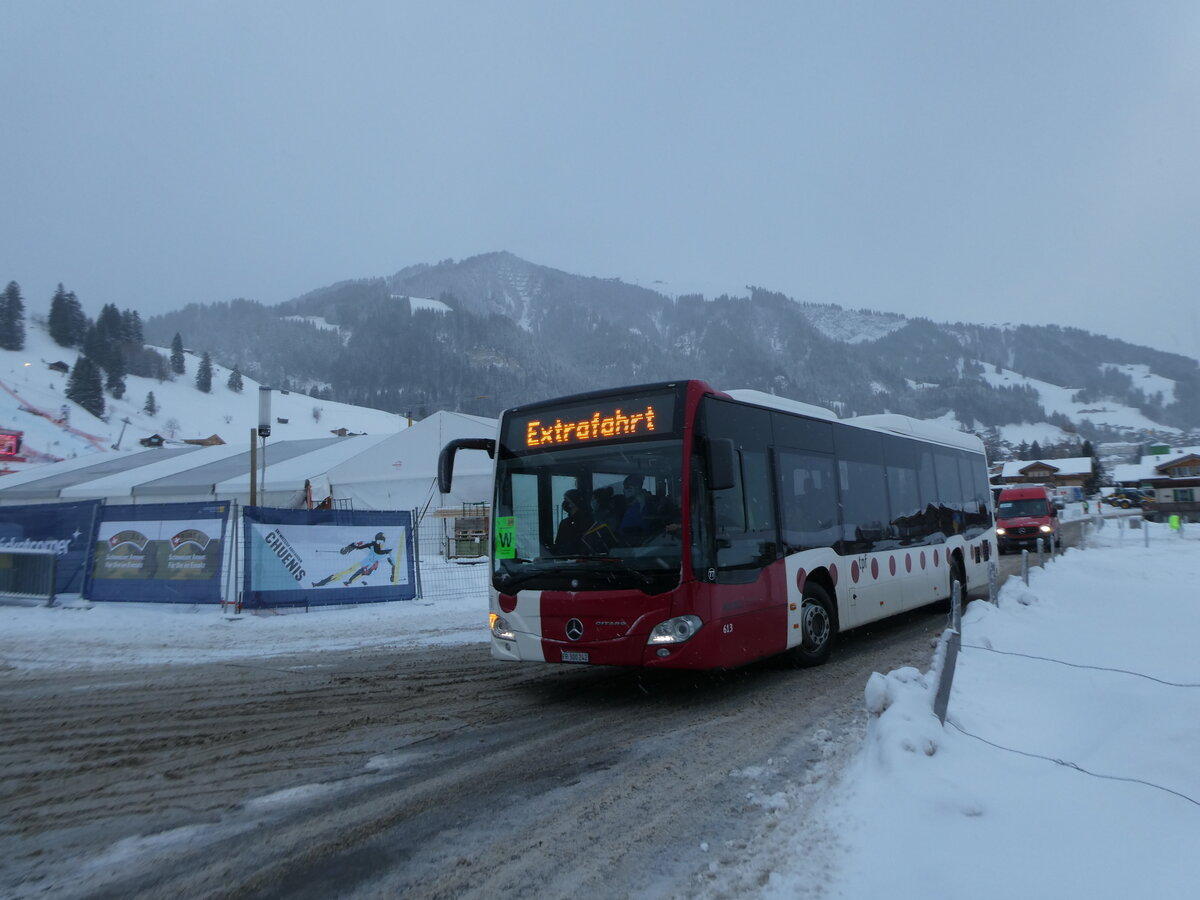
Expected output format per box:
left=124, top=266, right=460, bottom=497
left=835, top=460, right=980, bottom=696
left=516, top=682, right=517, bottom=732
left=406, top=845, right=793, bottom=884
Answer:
left=312, top=532, right=398, bottom=586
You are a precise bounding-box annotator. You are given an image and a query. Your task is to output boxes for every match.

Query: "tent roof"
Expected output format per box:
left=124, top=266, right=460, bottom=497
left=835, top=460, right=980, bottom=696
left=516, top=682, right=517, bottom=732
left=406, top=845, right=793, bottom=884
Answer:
left=0, top=413, right=490, bottom=508
left=57, top=444, right=245, bottom=500
left=212, top=433, right=392, bottom=492
left=133, top=437, right=345, bottom=498
left=327, top=411, right=496, bottom=487
left=0, top=447, right=200, bottom=502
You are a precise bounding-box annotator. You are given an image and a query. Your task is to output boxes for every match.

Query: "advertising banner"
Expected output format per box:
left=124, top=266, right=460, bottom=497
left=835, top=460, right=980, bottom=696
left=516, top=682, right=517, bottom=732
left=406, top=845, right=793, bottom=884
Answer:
left=241, top=507, right=416, bottom=609
left=85, top=502, right=230, bottom=603
left=0, top=500, right=102, bottom=595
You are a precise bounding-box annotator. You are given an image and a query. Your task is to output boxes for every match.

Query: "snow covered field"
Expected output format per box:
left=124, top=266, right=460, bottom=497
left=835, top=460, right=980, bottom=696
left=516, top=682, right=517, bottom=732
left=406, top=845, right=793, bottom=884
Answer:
left=2, top=520, right=1197, bottom=898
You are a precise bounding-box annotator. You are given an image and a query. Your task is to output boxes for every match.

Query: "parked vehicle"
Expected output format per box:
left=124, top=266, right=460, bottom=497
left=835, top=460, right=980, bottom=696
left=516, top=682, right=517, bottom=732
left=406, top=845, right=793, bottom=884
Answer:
left=995, top=485, right=1057, bottom=554
left=1103, top=488, right=1154, bottom=509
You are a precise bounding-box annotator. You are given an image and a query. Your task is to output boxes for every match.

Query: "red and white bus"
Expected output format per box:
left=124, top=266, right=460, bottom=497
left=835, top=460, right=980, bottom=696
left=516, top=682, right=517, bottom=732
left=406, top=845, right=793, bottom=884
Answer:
left=439, top=380, right=994, bottom=670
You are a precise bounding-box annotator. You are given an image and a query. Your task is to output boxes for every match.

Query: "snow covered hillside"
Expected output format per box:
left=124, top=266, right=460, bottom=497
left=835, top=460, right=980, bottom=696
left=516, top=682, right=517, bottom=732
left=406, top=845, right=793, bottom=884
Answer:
left=981, top=362, right=1182, bottom=446
left=0, top=319, right=408, bottom=475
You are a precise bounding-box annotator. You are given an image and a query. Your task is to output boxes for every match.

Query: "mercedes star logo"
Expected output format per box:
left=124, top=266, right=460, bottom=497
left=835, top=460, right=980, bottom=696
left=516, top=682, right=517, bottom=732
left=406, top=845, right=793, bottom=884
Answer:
left=565, top=618, right=584, bottom=641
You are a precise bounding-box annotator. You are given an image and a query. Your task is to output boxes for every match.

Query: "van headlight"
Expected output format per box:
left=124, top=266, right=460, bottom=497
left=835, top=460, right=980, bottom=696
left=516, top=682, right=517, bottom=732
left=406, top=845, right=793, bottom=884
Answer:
left=1039, top=524, right=1052, bottom=533
left=648, top=615, right=703, bottom=644
left=490, top=613, right=516, bottom=641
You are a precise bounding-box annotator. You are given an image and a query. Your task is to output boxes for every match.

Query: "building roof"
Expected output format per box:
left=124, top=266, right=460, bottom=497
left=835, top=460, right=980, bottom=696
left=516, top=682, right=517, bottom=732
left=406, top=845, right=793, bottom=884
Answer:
left=999, top=457, right=1094, bottom=479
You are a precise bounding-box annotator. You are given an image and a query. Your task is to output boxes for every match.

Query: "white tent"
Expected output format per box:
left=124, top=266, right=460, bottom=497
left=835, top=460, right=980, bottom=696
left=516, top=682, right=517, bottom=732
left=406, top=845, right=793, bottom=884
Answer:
left=56, top=444, right=246, bottom=504
left=0, top=412, right=496, bottom=513
left=327, top=411, right=497, bottom=513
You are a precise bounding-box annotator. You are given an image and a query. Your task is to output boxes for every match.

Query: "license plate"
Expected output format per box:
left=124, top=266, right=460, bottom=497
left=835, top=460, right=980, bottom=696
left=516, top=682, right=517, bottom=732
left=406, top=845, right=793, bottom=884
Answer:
left=561, top=650, right=590, bottom=663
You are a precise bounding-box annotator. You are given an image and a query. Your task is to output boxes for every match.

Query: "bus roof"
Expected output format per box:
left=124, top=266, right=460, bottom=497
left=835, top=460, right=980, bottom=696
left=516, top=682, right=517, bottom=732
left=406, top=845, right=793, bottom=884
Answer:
left=844, top=413, right=984, bottom=453
left=724, top=389, right=839, bottom=421
left=501, top=381, right=983, bottom=454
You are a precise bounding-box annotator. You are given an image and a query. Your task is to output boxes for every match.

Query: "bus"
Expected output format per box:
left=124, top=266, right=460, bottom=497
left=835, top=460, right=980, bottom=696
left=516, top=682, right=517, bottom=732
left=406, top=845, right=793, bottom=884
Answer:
left=438, top=380, right=995, bottom=670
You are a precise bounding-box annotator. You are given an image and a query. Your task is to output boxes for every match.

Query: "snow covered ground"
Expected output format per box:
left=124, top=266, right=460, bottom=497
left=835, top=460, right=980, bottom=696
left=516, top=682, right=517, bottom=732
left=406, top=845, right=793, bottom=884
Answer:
left=2, top=518, right=1197, bottom=897
left=0, top=319, right=407, bottom=471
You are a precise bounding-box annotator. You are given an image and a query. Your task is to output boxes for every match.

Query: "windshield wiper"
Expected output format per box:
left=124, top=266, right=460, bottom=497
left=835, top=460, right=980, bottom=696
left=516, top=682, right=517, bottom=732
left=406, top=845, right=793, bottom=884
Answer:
left=497, top=557, right=656, bottom=591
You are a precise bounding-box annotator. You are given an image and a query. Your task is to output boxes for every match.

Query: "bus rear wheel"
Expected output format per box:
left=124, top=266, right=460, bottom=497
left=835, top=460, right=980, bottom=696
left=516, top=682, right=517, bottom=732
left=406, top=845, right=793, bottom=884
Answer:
left=791, top=582, right=835, bottom=668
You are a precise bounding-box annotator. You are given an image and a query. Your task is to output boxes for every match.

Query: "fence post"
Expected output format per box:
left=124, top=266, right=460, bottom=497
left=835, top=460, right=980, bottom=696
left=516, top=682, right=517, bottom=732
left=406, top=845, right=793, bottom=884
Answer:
left=1021, top=548, right=1030, bottom=585
left=1037, top=537, right=1045, bottom=568
left=988, top=559, right=998, bottom=606
left=934, top=579, right=963, bottom=725
left=45, top=554, right=57, bottom=607
left=412, top=508, right=424, bottom=600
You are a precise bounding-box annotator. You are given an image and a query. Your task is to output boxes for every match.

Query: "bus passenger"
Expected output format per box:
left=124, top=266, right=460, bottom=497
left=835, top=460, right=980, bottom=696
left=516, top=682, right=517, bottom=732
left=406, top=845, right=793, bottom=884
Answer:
left=552, top=489, right=595, bottom=556
left=620, top=474, right=653, bottom=542
left=585, top=486, right=620, bottom=551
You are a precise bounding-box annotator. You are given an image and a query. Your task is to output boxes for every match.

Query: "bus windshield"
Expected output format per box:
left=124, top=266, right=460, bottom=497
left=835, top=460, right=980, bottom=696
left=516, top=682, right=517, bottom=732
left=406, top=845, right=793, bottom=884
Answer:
left=492, top=438, right=684, bottom=594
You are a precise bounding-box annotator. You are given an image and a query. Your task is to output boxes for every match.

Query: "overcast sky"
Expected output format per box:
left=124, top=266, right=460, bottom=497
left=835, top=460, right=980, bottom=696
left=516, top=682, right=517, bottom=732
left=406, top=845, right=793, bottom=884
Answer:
left=3, top=2, right=1199, bottom=360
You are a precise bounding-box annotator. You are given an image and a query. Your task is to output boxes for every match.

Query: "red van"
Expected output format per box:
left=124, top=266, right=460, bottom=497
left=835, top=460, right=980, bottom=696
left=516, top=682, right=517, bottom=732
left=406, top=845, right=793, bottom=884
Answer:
left=995, top=485, right=1058, bottom=554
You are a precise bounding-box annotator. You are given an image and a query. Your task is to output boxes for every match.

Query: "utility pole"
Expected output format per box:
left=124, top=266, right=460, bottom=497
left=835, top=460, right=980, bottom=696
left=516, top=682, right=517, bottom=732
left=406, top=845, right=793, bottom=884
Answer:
left=111, top=417, right=131, bottom=450
left=256, top=387, right=271, bottom=506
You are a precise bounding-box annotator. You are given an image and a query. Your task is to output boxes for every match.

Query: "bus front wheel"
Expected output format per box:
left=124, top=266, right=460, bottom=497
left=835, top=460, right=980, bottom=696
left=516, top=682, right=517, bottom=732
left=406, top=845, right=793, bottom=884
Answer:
left=791, top=582, right=835, bottom=668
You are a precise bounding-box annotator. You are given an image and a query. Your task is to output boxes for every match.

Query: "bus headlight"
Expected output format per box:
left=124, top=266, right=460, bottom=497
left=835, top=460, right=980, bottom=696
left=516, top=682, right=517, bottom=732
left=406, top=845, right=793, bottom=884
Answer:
left=490, top=613, right=516, bottom=641
left=648, top=615, right=703, bottom=645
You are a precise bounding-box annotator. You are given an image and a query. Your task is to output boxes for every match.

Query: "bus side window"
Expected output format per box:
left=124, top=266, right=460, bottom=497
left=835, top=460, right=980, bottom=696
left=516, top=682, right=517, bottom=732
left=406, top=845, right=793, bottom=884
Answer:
left=778, top=449, right=838, bottom=553
left=933, top=450, right=965, bottom=537
left=915, top=447, right=940, bottom=543
left=834, top=428, right=886, bottom=555
left=883, top=437, right=922, bottom=546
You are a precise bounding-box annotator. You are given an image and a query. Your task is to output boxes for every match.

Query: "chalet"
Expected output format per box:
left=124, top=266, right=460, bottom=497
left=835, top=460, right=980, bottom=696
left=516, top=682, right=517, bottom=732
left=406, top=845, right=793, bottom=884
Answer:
left=993, top=457, right=1094, bottom=494
left=47, top=361, right=69, bottom=374
left=1112, top=445, right=1200, bottom=522
left=139, top=434, right=166, bottom=448
left=183, top=434, right=226, bottom=447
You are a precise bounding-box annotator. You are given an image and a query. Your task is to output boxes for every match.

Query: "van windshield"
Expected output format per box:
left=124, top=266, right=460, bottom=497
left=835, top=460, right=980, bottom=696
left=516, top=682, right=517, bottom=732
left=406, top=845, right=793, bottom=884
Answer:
left=997, top=499, right=1048, bottom=518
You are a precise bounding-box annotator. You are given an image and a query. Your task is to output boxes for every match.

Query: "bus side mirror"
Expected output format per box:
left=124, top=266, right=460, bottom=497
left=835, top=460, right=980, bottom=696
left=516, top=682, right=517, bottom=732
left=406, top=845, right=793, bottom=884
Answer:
left=438, top=438, right=496, bottom=494
left=707, top=438, right=737, bottom=491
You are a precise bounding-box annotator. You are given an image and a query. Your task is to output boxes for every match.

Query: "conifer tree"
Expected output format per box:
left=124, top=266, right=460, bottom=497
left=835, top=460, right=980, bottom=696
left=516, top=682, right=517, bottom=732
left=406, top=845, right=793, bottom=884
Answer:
left=227, top=365, right=243, bottom=392
left=65, top=356, right=105, bottom=418
left=105, top=346, right=127, bottom=399
left=0, top=281, right=25, bottom=350
left=120, top=309, right=144, bottom=344
left=1082, top=440, right=1105, bottom=495
left=170, top=333, right=186, bottom=375
left=48, top=285, right=87, bottom=347
left=196, top=351, right=213, bottom=393
left=143, top=391, right=158, bottom=416
left=48, top=284, right=72, bottom=346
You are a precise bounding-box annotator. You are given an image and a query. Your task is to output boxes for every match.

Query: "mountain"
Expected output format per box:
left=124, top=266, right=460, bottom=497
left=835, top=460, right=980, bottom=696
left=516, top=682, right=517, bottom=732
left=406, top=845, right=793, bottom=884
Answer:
left=140, top=252, right=1200, bottom=454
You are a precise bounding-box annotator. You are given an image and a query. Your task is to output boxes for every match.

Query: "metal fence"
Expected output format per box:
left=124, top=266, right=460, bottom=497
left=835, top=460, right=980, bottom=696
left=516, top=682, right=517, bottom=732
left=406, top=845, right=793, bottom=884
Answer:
left=0, top=549, right=57, bottom=605
left=414, top=511, right=490, bottom=604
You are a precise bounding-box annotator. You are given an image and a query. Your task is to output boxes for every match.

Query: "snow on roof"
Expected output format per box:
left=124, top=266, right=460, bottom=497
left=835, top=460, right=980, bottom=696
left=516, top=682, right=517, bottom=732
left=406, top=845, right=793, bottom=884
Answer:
left=724, top=389, right=838, bottom=421
left=0, top=448, right=201, bottom=503
left=1000, top=456, right=1094, bottom=479
left=847, top=413, right=983, bottom=452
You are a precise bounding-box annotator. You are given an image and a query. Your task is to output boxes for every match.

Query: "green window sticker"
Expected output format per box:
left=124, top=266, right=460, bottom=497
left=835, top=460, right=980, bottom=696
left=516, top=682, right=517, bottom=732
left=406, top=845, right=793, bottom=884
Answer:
left=495, top=516, right=516, bottom=559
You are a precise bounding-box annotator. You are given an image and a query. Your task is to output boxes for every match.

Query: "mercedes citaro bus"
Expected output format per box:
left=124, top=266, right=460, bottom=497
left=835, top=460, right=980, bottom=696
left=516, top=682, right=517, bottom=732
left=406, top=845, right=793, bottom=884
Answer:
left=439, top=380, right=995, bottom=670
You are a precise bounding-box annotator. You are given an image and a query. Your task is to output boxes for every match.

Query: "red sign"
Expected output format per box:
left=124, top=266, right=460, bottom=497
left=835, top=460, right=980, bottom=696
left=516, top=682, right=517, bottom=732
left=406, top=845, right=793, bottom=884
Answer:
left=0, top=431, right=21, bottom=459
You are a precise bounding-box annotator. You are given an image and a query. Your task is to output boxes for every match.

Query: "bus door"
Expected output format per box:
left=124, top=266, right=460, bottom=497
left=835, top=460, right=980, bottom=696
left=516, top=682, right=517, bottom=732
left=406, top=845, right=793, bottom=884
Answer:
left=696, top=399, right=784, bottom=661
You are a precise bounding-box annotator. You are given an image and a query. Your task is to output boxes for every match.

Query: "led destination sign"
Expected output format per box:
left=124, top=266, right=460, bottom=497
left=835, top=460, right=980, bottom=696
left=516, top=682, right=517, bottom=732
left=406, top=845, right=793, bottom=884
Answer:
left=504, top=391, right=678, bottom=452
left=527, top=405, right=658, bottom=448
